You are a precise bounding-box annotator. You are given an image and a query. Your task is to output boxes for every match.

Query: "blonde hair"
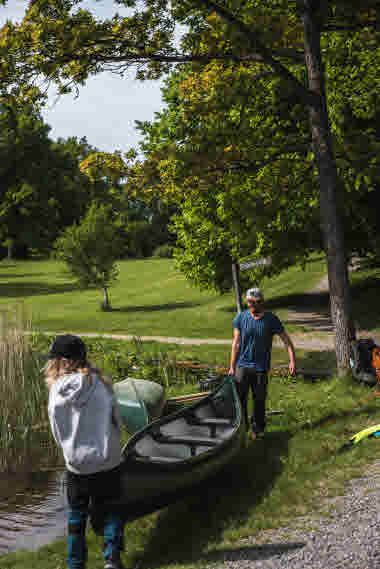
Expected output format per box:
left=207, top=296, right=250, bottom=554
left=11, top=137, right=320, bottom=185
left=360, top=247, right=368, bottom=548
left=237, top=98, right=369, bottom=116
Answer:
left=44, top=358, right=113, bottom=391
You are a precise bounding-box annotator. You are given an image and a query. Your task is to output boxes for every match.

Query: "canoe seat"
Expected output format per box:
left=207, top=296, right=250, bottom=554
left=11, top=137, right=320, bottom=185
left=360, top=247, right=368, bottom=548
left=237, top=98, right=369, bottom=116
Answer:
left=149, top=455, right=183, bottom=463
left=135, top=434, right=191, bottom=460
left=187, top=415, right=233, bottom=437
left=160, top=417, right=210, bottom=438
left=161, top=435, right=220, bottom=446
left=194, top=418, right=232, bottom=426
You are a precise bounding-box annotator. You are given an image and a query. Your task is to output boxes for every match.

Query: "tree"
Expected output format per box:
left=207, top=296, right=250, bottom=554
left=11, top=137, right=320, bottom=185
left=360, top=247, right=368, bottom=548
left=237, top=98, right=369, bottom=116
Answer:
left=55, top=203, right=122, bottom=310
left=1, top=0, right=379, bottom=374
left=0, top=89, right=124, bottom=259
left=0, top=91, right=51, bottom=258
left=79, top=150, right=177, bottom=258
left=131, top=66, right=321, bottom=291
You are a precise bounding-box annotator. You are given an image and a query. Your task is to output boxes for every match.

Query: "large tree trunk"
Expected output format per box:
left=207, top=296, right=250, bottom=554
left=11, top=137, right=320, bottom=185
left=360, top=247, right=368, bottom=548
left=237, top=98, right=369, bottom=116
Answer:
left=303, top=1, right=355, bottom=376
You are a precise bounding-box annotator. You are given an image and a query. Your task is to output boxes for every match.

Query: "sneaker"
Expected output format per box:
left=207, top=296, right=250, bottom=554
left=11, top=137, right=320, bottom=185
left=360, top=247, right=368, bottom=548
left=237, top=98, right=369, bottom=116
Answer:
left=251, top=430, right=264, bottom=441
left=105, top=559, right=126, bottom=569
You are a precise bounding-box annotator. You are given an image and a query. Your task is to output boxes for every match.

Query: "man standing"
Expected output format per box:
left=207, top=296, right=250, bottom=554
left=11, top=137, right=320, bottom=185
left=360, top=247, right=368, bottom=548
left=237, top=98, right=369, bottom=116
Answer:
left=228, top=287, right=296, bottom=440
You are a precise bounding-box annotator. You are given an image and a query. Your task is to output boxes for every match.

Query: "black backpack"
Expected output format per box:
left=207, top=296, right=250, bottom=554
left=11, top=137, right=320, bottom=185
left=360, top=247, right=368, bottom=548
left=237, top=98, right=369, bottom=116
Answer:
left=350, top=339, right=377, bottom=385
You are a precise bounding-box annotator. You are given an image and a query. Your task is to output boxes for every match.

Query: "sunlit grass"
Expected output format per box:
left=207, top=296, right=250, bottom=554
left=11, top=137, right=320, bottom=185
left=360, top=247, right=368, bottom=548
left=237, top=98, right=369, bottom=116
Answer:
left=1, top=258, right=380, bottom=567
left=0, top=256, right=327, bottom=337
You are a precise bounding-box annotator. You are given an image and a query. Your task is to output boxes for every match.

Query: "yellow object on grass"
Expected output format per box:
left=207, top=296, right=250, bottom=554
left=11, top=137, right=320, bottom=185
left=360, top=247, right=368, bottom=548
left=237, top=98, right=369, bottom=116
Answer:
left=350, top=423, right=380, bottom=445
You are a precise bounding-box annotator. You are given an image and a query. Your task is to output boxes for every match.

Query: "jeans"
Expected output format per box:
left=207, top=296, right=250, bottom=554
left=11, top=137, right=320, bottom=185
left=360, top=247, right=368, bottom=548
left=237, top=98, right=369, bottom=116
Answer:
left=235, top=367, right=268, bottom=433
left=66, top=465, right=124, bottom=569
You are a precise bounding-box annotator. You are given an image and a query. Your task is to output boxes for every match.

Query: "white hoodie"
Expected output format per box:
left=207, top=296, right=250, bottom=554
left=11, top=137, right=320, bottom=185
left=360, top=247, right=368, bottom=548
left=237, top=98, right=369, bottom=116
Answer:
left=48, top=371, right=123, bottom=475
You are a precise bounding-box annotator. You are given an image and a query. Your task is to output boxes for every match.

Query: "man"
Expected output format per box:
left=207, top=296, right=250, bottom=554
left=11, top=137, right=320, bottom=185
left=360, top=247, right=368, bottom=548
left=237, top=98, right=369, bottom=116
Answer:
left=228, top=287, right=296, bottom=440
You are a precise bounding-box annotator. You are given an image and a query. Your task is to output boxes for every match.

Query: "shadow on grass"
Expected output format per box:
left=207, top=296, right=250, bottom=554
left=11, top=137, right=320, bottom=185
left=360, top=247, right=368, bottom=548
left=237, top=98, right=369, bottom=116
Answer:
left=133, top=430, right=291, bottom=568
left=0, top=273, right=47, bottom=279
left=351, top=275, right=380, bottom=332
left=273, top=349, right=337, bottom=381
left=201, top=542, right=305, bottom=564
left=0, top=282, right=78, bottom=298
left=296, top=350, right=336, bottom=377
left=302, top=402, right=380, bottom=433
left=113, top=302, right=199, bottom=313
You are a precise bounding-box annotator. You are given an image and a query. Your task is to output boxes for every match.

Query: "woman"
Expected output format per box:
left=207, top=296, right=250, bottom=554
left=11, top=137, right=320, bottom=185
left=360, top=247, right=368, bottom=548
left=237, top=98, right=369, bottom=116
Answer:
left=44, top=334, right=125, bottom=569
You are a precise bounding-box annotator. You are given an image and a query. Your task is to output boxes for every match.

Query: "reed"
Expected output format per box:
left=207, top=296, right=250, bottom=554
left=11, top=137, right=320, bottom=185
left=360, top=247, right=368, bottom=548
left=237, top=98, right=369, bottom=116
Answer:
left=0, top=306, right=58, bottom=472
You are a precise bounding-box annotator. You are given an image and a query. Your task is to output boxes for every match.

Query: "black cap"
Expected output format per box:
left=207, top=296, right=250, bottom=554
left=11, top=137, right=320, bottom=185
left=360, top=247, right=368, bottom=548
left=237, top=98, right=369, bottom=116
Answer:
left=45, top=334, right=87, bottom=361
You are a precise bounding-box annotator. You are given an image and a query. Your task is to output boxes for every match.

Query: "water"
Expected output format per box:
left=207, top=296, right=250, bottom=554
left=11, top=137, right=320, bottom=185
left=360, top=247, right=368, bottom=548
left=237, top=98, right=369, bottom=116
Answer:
left=0, top=468, right=68, bottom=554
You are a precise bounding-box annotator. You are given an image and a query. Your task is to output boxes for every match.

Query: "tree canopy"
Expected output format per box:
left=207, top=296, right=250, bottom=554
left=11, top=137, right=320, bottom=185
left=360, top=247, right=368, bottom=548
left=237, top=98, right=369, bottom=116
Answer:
left=1, top=0, right=379, bottom=373
left=0, top=93, right=113, bottom=257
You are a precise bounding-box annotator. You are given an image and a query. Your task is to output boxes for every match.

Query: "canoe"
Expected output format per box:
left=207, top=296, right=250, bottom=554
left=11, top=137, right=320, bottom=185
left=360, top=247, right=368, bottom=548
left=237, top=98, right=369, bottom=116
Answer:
left=114, top=378, right=166, bottom=434
left=91, top=375, right=245, bottom=528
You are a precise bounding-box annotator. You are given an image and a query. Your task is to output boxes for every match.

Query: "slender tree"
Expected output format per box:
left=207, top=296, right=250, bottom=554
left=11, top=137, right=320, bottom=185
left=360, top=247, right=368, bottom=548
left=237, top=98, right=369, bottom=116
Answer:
left=55, top=203, right=122, bottom=311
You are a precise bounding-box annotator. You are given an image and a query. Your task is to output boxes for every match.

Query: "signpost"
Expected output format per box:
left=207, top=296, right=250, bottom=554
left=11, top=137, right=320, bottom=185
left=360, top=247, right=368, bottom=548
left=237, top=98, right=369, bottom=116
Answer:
left=231, top=258, right=271, bottom=314
left=231, top=262, right=243, bottom=313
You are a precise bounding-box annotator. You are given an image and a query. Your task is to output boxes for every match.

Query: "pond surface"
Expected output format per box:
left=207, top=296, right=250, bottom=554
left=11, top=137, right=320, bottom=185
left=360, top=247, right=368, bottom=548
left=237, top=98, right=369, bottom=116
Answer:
left=0, top=468, right=67, bottom=554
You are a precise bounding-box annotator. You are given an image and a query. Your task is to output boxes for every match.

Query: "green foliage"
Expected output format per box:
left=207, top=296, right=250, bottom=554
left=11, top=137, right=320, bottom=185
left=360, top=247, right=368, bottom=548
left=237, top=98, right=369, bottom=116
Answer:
left=136, top=66, right=322, bottom=291
left=54, top=203, right=122, bottom=309
left=152, top=243, right=173, bottom=258
left=0, top=93, right=118, bottom=258
left=1, top=0, right=379, bottom=358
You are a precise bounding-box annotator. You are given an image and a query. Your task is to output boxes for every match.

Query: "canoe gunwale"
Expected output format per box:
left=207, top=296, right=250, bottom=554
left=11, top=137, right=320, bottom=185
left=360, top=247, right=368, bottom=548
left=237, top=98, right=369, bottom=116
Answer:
left=121, top=375, right=243, bottom=470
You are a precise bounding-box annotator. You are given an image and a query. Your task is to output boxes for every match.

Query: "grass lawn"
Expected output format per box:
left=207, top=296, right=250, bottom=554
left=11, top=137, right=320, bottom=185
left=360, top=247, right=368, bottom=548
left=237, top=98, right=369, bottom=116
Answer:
left=0, top=256, right=328, bottom=338
left=1, top=257, right=380, bottom=568
left=2, top=365, right=380, bottom=569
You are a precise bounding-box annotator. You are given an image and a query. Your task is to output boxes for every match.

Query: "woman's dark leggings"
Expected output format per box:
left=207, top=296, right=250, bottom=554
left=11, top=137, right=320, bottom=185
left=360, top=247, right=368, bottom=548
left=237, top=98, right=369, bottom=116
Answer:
left=235, top=367, right=268, bottom=433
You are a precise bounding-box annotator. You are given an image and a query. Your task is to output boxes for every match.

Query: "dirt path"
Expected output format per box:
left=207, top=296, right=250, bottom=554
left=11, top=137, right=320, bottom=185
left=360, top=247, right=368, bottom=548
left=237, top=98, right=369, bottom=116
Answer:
left=44, top=330, right=336, bottom=351
left=285, top=274, right=333, bottom=332
left=281, top=274, right=379, bottom=350
left=278, top=273, right=335, bottom=350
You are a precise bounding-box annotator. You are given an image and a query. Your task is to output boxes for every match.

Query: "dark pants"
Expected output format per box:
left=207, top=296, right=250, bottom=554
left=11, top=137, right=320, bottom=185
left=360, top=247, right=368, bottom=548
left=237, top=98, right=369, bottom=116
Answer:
left=235, top=367, right=268, bottom=433
left=66, top=465, right=124, bottom=569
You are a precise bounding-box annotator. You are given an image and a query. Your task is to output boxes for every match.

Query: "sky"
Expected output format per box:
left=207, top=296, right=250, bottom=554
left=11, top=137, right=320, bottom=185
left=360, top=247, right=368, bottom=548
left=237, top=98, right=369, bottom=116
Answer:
left=0, top=0, right=165, bottom=153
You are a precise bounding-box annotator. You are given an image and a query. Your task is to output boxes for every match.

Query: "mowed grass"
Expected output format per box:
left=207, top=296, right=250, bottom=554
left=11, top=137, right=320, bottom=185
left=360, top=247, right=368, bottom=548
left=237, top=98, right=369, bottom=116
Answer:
left=0, top=256, right=327, bottom=338
left=2, top=257, right=380, bottom=568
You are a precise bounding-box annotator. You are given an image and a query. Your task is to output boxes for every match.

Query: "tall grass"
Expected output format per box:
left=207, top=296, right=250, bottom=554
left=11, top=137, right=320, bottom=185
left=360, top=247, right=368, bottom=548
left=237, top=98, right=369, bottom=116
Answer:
left=0, top=306, right=59, bottom=472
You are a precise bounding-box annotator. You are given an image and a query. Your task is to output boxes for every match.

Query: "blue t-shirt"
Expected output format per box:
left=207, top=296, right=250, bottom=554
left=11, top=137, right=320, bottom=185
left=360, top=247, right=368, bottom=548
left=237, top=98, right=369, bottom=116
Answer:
left=233, top=310, right=284, bottom=371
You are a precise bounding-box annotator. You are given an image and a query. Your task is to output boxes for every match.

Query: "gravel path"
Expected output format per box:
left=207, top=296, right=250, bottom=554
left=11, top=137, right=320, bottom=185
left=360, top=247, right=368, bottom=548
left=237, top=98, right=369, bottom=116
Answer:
left=207, top=461, right=380, bottom=569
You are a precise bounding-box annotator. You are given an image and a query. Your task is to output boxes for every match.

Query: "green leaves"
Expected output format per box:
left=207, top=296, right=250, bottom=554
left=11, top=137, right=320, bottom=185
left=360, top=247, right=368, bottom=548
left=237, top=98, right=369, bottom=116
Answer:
left=54, top=203, right=122, bottom=306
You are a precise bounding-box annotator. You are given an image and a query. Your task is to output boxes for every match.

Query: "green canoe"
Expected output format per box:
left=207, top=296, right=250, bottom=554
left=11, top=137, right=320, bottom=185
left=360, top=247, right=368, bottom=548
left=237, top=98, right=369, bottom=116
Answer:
left=114, top=378, right=166, bottom=434
left=91, top=375, right=245, bottom=528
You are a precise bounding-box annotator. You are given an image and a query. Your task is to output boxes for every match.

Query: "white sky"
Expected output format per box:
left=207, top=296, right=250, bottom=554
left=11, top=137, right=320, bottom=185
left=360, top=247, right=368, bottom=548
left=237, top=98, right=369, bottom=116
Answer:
left=0, top=0, right=165, bottom=153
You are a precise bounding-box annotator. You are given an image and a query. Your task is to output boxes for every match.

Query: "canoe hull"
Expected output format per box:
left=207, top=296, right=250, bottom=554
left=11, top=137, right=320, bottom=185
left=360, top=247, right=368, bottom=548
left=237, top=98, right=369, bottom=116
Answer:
left=91, top=376, right=244, bottom=528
